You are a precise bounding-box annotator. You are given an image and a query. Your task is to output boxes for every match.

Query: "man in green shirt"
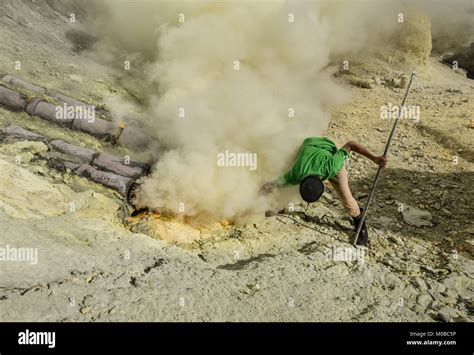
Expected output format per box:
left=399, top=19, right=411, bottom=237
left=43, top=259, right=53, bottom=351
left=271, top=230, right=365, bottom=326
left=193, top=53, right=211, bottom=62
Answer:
left=261, top=137, right=387, bottom=247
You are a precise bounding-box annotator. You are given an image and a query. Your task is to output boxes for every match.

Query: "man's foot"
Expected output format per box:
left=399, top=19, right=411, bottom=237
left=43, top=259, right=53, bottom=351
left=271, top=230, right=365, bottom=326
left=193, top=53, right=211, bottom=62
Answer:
left=352, top=209, right=369, bottom=247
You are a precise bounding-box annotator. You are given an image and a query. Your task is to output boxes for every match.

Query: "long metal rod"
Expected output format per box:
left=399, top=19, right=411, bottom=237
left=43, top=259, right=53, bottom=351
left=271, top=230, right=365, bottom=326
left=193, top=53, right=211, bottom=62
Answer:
left=352, top=71, right=416, bottom=246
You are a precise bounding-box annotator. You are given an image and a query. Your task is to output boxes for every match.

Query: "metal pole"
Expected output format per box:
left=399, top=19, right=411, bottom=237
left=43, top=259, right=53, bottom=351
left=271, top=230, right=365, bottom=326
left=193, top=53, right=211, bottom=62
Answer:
left=352, top=71, right=416, bottom=246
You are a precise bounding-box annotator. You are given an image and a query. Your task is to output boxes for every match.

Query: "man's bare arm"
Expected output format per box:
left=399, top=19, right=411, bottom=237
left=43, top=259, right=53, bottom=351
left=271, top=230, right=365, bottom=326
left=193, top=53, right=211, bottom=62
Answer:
left=342, top=141, right=388, bottom=168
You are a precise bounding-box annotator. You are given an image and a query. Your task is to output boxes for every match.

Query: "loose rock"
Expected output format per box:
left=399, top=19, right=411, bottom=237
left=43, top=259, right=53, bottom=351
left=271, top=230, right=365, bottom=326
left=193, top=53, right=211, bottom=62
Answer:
left=402, top=205, right=433, bottom=227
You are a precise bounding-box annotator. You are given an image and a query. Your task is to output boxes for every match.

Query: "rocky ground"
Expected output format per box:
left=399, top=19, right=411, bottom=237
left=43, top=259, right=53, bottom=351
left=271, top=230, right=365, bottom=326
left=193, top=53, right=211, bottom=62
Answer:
left=0, top=0, right=472, bottom=322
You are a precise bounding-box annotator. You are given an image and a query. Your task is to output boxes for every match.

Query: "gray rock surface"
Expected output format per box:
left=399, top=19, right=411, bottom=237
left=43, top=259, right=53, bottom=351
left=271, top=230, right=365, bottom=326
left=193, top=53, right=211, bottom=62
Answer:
left=402, top=205, right=433, bottom=227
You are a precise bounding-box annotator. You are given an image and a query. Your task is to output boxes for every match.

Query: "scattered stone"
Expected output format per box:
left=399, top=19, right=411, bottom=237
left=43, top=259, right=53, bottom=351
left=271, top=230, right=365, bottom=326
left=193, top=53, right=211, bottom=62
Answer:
left=46, top=158, right=66, bottom=173
left=413, top=304, right=426, bottom=313
left=441, top=208, right=452, bottom=216
left=243, top=283, right=261, bottom=295
left=67, top=73, right=84, bottom=84
left=416, top=294, right=432, bottom=308
left=335, top=219, right=352, bottom=231
left=374, top=216, right=396, bottom=228
left=325, top=263, right=349, bottom=276
left=441, top=274, right=471, bottom=298
left=437, top=306, right=458, bottom=322
left=446, top=88, right=461, bottom=93
left=381, top=258, right=393, bottom=267
left=405, top=263, right=420, bottom=275
left=388, top=235, right=404, bottom=246
left=402, top=205, right=433, bottom=227
left=465, top=227, right=474, bottom=235
left=426, top=279, right=447, bottom=294
left=441, top=289, right=458, bottom=305
left=322, top=192, right=333, bottom=202
left=344, top=74, right=373, bottom=89
left=80, top=306, right=91, bottom=315
left=85, top=275, right=94, bottom=283
left=130, top=222, right=155, bottom=236
left=413, top=277, right=427, bottom=291
left=117, top=203, right=134, bottom=221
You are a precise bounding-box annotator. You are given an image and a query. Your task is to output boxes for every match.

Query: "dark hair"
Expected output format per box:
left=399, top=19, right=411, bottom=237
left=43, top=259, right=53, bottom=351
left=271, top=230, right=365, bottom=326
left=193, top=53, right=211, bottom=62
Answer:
left=299, top=175, right=324, bottom=203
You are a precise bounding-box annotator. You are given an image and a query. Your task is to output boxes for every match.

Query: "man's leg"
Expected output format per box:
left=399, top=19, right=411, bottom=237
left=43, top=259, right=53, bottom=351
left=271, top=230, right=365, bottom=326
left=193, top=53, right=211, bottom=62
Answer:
left=328, top=166, right=360, bottom=217
left=329, top=166, right=369, bottom=246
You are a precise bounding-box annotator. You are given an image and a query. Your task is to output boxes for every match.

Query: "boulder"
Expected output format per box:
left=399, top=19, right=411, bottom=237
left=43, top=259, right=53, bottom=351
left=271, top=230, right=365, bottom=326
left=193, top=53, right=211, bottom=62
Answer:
left=374, top=216, right=396, bottom=228
left=416, top=294, right=432, bottom=308
left=402, top=205, right=433, bottom=227
left=344, top=74, right=373, bottom=89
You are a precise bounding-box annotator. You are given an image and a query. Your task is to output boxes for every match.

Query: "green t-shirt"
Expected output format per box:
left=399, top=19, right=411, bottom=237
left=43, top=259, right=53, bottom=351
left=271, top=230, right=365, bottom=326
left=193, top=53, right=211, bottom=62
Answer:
left=278, top=137, right=349, bottom=186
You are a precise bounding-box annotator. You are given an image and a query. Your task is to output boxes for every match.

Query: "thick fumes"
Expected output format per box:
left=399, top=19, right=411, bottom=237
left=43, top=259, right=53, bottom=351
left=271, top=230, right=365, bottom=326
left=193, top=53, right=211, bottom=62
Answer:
left=90, top=0, right=473, bottom=221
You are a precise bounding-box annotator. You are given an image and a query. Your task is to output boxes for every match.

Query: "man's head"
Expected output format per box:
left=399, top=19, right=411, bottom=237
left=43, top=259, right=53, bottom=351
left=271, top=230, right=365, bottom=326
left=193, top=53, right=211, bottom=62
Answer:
left=299, top=175, right=324, bottom=203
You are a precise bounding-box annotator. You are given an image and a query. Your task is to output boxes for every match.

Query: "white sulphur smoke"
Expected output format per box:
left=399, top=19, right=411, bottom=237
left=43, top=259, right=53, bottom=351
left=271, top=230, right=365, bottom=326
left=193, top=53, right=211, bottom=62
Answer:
left=95, top=0, right=471, bottom=222
left=128, top=1, right=349, bottom=222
